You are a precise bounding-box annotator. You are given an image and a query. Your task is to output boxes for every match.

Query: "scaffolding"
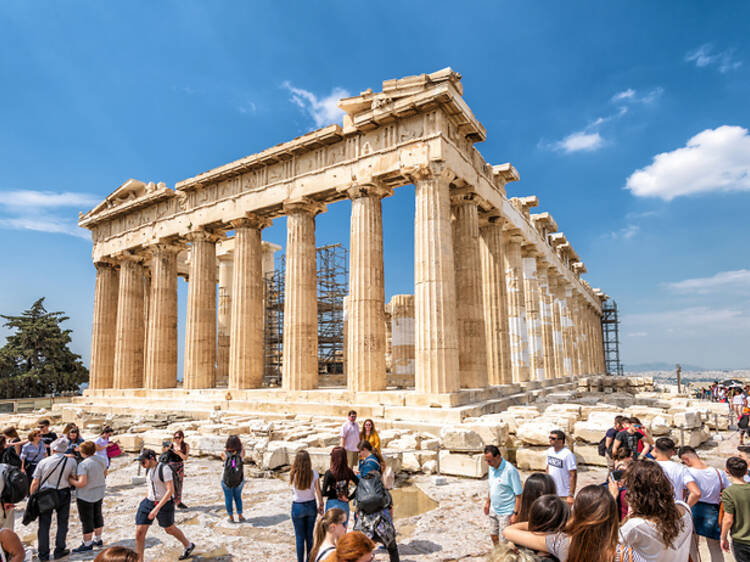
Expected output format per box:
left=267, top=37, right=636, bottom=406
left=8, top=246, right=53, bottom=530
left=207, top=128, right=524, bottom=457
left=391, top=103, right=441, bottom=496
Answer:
left=601, top=299, right=624, bottom=376
left=263, top=244, right=348, bottom=383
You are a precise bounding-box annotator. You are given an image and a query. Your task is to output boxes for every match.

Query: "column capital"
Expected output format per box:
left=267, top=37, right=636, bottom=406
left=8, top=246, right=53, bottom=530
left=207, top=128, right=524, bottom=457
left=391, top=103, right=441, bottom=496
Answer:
left=402, top=161, right=456, bottom=184
left=449, top=186, right=484, bottom=207
left=339, top=181, right=392, bottom=200
left=185, top=227, right=223, bottom=244
left=94, top=258, right=118, bottom=270
left=230, top=213, right=272, bottom=231
left=114, top=250, right=146, bottom=264
left=147, top=241, right=184, bottom=256
left=282, top=197, right=326, bottom=216
left=478, top=208, right=504, bottom=228
left=521, top=244, right=541, bottom=258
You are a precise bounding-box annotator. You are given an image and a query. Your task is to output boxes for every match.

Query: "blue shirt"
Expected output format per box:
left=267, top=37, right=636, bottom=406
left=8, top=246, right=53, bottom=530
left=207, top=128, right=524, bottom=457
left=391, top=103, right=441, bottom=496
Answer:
left=358, top=454, right=380, bottom=478
left=489, top=459, right=523, bottom=516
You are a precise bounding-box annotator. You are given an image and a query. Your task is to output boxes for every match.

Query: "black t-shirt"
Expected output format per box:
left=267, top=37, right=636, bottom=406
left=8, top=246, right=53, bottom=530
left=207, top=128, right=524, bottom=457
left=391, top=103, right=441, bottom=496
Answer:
left=40, top=431, right=57, bottom=451
left=614, top=430, right=642, bottom=458
left=321, top=469, right=359, bottom=501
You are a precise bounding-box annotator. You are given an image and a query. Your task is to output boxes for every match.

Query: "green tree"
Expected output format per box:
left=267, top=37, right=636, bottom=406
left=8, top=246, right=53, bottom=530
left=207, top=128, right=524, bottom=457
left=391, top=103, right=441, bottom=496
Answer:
left=0, top=298, right=88, bottom=398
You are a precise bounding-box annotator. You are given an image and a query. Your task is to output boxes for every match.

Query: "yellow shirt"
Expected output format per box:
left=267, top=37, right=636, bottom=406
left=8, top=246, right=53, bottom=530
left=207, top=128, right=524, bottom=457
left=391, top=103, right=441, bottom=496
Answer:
left=363, top=431, right=380, bottom=453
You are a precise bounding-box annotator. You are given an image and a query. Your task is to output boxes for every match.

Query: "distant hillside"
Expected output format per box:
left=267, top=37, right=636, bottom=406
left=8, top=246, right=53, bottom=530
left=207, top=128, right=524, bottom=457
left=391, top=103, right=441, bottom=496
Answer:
left=624, top=362, right=705, bottom=372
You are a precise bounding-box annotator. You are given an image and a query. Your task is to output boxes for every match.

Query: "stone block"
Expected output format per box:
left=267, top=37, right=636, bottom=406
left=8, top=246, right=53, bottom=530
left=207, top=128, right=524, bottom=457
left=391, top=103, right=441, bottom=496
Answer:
left=673, top=410, right=701, bottom=429
left=422, top=460, right=437, bottom=474
left=378, top=429, right=401, bottom=447
left=117, top=433, right=144, bottom=453
left=573, top=420, right=609, bottom=444
left=544, top=404, right=582, bottom=418
left=402, top=452, right=421, bottom=472
left=649, top=416, right=671, bottom=436
left=669, top=428, right=711, bottom=448
left=437, top=451, right=487, bottom=478
left=440, top=426, right=486, bottom=452
left=388, top=434, right=419, bottom=451
left=584, top=409, right=621, bottom=425
left=517, top=421, right=566, bottom=446
left=420, top=438, right=440, bottom=451
left=515, top=447, right=548, bottom=471
left=574, top=444, right=607, bottom=467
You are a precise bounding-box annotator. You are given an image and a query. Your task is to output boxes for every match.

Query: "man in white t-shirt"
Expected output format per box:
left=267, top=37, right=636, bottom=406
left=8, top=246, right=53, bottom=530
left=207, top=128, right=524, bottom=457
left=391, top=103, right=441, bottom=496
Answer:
left=339, top=410, right=360, bottom=467
left=545, top=430, right=576, bottom=506
left=654, top=437, right=701, bottom=505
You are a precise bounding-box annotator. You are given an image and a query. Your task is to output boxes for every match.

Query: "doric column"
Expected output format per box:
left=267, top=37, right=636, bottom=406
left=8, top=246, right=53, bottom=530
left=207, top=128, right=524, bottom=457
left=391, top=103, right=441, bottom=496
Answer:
left=536, top=258, right=556, bottom=380
left=480, top=216, right=512, bottom=385
left=548, top=272, right=566, bottom=379
left=412, top=168, right=460, bottom=394
left=452, top=190, right=488, bottom=389
left=560, top=285, right=575, bottom=378
left=522, top=246, right=544, bottom=381
left=345, top=184, right=388, bottom=393
left=390, top=294, right=415, bottom=382
left=184, top=229, right=219, bottom=389
left=89, top=261, right=119, bottom=390
left=283, top=199, right=325, bottom=391
left=216, top=254, right=234, bottom=387
left=384, top=304, right=392, bottom=374
left=229, top=216, right=269, bottom=389
left=142, top=270, right=151, bottom=375
left=503, top=231, right=529, bottom=383
left=144, top=243, right=179, bottom=389
left=113, top=256, right=146, bottom=389
left=571, top=294, right=584, bottom=375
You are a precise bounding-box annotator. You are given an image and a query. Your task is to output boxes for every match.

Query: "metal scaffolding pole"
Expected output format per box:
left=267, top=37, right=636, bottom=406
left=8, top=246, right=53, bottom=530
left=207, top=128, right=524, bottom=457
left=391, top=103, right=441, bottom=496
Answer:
left=601, top=299, right=623, bottom=376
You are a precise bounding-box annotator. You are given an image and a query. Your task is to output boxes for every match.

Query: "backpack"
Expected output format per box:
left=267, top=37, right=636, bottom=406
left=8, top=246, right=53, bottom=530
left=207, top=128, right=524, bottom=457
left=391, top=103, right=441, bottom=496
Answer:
left=598, top=436, right=608, bottom=457
left=222, top=453, right=244, bottom=488
left=154, top=461, right=181, bottom=501
left=1, top=447, right=21, bottom=469
left=355, top=472, right=387, bottom=515
left=739, top=414, right=749, bottom=430
left=0, top=463, right=28, bottom=504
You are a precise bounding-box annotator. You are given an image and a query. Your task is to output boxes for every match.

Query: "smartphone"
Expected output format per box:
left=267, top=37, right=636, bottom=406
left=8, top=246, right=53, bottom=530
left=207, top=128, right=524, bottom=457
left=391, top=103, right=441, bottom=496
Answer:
left=162, top=440, right=171, bottom=448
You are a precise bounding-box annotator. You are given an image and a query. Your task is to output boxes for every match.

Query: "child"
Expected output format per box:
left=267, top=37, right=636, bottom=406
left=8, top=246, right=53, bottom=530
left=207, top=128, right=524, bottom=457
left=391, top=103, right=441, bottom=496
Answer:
left=738, top=407, right=750, bottom=445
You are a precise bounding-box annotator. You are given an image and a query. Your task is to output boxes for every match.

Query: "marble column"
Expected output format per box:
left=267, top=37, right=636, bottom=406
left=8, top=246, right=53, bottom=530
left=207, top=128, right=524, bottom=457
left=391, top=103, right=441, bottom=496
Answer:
left=522, top=247, right=544, bottom=381
left=548, top=272, right=566, bottom=379
left=346, top=185, right=388, bottom=393
left=560, top=286, right=575, bottom=378
left=536, top=258, right=556, bottom=380
left=503, top=231, right=530, bottom=383
left=283, top=199, right=324, bottom=391
left=113, top=256, right=145, bottom=389
left=216, top=254, right=233, bottom=387
left=229, top=216, right=268, bottom=389
left=390, top=294, right=415, bottom=382
left=184, top=229, right=218, bottom=389
left=144, top=243, right=179, bottom=389
left=413, top=170, right=460, bottom=394
left=384, top=305, right=392, bottom=374
left=480, top=217, right=512, bottom=386
left=89, top=261, right=119, bottom=390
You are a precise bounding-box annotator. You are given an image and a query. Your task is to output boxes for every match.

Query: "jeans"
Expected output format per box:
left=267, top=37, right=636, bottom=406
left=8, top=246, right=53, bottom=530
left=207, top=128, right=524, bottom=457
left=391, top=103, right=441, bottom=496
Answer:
left=325, top=498, right=350, bottom=526
left=221, top=480, right=244, bottom=516
left=733, top=540, right=750, bottom=562
left=38, top=488, right=71, bottom=558
left=291, top=500, right=317, bottom=562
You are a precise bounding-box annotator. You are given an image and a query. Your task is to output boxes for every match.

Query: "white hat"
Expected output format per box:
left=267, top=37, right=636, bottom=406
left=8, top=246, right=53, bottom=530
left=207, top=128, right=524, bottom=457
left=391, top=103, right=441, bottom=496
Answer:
left=51, top=438, right=68, bottom=453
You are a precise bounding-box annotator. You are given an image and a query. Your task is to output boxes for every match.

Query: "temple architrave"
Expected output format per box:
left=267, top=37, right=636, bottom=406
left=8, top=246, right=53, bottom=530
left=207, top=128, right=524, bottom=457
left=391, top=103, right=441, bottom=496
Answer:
left=78, top=68, right=607, bottom=422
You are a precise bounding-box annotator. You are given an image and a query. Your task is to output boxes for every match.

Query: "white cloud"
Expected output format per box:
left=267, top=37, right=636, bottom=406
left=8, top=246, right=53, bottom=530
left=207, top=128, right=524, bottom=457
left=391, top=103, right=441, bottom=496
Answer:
left=0, top=216, right=89, bottom=239
left=611, top=87, right=663, bottom=105
left=606, top=224, right=640, bottom=240
left=686, top=44, right=743, bottom=73
left=282, top=82, right=350, bottom=128
left=625, top=125, right=750, bottom=200
left=640, top=87, right=664, bottom=104
left=553, top=131, right=603, bottom=153
left=237, top=100, right=257, bottom=115
left=666, top=269, right=750, bottom=294
left=612, top=89, right=635, bottom=102
left=623, top=306, right=748, bottom=329
left=0, top=190, right=99, bottom=209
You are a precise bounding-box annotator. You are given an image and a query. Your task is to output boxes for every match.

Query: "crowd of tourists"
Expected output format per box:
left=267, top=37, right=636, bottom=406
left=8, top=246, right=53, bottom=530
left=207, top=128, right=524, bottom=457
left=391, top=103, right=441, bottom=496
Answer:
left=487, top=410, right=750, bottom=562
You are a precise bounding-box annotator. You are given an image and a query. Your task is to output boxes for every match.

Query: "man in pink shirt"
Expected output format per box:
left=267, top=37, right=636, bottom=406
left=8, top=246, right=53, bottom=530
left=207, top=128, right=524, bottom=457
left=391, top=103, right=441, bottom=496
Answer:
left=339, top=410, right=360, bottom=467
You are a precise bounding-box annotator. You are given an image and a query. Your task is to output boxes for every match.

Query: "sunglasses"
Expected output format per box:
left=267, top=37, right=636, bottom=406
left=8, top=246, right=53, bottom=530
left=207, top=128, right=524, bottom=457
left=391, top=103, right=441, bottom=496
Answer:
left=549, top=437, right=560, bottom=441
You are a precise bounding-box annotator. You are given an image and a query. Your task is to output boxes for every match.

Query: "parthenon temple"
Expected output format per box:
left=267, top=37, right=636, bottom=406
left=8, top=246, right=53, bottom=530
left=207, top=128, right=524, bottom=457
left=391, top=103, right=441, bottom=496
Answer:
left=78, top=68, right=607, bottom=422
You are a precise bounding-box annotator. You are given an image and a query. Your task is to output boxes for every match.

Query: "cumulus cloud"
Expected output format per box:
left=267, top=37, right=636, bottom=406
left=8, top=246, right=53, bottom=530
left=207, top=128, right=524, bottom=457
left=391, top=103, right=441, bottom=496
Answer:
left=666, top=269, right=750, bottom=294
left=0, top=190, right=99, bottom=209
left=553, top=131, right=604, bottom=153
left=282, top=82, right=350, bottom=128
left=0, top=216, right=89, bottom=239
left=685, top=44, right=743, bottom=73
left=0, top=189, right=96, bottom=239
left=625, top=125, right=750, bottom=200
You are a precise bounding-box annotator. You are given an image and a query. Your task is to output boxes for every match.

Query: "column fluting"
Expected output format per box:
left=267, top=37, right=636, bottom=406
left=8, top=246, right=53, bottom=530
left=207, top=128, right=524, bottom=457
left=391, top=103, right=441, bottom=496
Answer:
left=90, top=261, right=119, bottom=390
left=503, top=232, right=530, bottom=383
left=144, top=243, right=179, bottom=389
left=113, top=257, right=146, bottom=389
left=522, top=248, right=544, bottom=381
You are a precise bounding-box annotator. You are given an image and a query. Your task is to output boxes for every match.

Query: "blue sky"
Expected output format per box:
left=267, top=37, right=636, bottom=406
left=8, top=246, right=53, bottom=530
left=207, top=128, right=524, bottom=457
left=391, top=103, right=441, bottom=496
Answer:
left=1, top=1, right=749, bottom=370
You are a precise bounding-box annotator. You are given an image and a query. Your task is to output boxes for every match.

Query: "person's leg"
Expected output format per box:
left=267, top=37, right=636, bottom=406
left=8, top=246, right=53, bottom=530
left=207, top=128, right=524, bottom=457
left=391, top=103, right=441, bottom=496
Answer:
left=93, top=499, right=104, bottom=543
left=291, top=503, right=306, bottom=562
left=54, top=491, right=71, bottom=556
left=221, top=481, right=234, bottom=517
left=706, top=537, right=724, bottom=562
left=37, top=509, right=52, bottom=559
left=77, top=498, right=93, bottom=543
left=488, top=513, right=499, bottom=545
left=386, top=541, right=400, bottom=562
left=303, top=511, right=316, bottom=560
left=164, top=524, right=190, bottom=547
left=234, top=482, right=244, bottom=519
left=732, top=540, right=750, bottom=562
left=135, top=525, right=149, bottom=562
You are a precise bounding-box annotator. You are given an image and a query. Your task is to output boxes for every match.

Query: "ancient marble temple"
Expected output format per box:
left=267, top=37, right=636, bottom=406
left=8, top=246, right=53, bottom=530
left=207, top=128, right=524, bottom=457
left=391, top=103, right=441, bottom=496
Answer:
left=80, top=69, right=607, bottom=408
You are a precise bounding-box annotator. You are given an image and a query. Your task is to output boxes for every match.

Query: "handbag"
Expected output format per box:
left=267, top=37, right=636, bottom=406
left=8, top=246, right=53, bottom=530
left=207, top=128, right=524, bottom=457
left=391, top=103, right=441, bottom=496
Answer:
left=33, top=457, right=68, bottom=515
left=716, top=468, right=726, bottom=528
left=106, top=442, right=122, bottom=459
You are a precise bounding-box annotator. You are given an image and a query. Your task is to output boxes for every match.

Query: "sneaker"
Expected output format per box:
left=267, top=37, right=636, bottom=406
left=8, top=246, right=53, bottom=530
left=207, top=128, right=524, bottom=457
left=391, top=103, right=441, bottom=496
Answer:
left=53, top=549, right=70, bottom=559
left=237, top=514, right=246, bottom=522
left=178, top=543, right=195, bottom=560
left=72, top=543, right=94, bottom=553
left=177, top=502, right=189, bottom=509
left=94, top=539, right=104, bottom=547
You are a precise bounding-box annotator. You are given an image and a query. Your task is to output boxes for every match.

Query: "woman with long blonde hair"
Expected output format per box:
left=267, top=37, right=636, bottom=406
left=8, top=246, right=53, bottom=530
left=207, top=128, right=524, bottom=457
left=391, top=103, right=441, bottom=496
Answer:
left=290, top=450, right=324, bottom=562
left=309, top=507, right=346, bottom=562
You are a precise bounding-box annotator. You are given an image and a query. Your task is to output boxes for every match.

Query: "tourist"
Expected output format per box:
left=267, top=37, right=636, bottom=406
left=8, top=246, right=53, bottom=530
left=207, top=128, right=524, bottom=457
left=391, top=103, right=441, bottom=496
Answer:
left=340, top=410, right=360, bottom=468
left=618, top=460, right=694, bottom=560
left=356, top=441, right=382, bottom=477
left=320, top=531, right=375, bottom=562
left=503, top=494, right=569, bottom=560
left=612, top=417, right=653, bottom=460
left=516, top=473, right=557, bottom=524
left=653, top=437, right=701, bottom=505
left=0, top=528, right=25, bottom=562
left=2, top=428, right=24, bottom=457
left=733, top=390, right=747, bottom=418
left=20, top=429, right=46, bottom=479
left=134, top=449, right=195, bottom=562
left=94, top=546, right=138, bottom=562
left=63, top=425, right=83, bottom=460
left=290, top=449, right=324, bottom=562
left=483, top=445, right=523, bottom=545
left=220, top=435, right=245, bottom=523
left=37, top=420, right=57, bottom=456
left=603, top=415, right=625, bottom=472
left=321, top=447, right=358, bottom=526
left=738, top=407, right=750, bottom=445
left=545, top=430, right=576, bottom=506
left=720, top=456, right=750, bottom=560
left=503, top=485, right=639, bottom=561
left=309, top=507, right=347, bottom=562
left=353, top=470, right=399, bottom=561
left=167, top=430, right=190, bottom=509
left=678, top=445, right=728, bottom=562
left=30, top=437, right=77, bottom=561
left=611, top=446, right=633, bottom=520
left=359, top=419, right=380, bottom=455
left=736, top=446, right=750, bottom=481
left=95, top=427, right=114, bottom=468
left=69, top=440, right=107, bottom=552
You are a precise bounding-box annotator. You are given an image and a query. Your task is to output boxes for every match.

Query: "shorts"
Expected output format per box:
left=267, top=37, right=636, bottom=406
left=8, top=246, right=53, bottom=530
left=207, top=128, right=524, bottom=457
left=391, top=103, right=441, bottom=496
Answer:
left=135, top=498, right=175, bottom=528
left=346, top=450, right=358, bottom=468
left=692, top=502, right=721, bottom=540
left=77, top=498, right=104, bottom=534
left=488, top=513, right=512, bottom=537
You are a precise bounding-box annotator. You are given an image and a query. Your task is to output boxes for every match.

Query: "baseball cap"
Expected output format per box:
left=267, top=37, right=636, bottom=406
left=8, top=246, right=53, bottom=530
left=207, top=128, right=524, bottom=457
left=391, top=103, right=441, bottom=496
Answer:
left=135, top=449, right=157, bottom=462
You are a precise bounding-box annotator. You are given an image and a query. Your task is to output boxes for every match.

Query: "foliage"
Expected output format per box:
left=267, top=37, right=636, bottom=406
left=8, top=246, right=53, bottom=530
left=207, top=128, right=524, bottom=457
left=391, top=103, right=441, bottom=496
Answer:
left=0, top=298, right=88, bottom=398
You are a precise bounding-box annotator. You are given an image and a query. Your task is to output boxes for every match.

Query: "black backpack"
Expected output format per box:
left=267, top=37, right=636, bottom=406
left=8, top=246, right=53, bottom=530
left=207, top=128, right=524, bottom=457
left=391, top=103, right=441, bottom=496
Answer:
left=222, top=453, right=244, bottom=488
left=154, top=461, right=181, bottom=501
left=1, top=447, right=21, bottom=469
left=355, top=472, right=387, bottom=515
left=0, top=463, right=28, bottom=504
left=597, top=436, right=608, bottom=457
left=739, top=415, right=750, bottom=430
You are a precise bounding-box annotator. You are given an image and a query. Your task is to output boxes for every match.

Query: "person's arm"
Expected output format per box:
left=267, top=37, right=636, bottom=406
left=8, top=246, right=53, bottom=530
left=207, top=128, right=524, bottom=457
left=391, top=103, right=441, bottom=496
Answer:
left=484, top=492, right=491, bottom=516
left=611, top=436, right=621, bottom=456
left=339, top=425, right=346, bottom=448
left=721, top=512, right=734, bottom=552
left=94, top=439, right=108, bottom=452
left=69, top=473, right=88, bottom=489
left=641, top=428, right=654, bottom=446
left=221, top=451, right=226, bottom=462
left=149, top=477, right=174, bottom=520
left=685, top=481, right=701, bottom=506
left=501, top=522, right=550, bottom=552
left=173, top=445, right=189, bottom=461
left=0, top=530, right=25, bottom=562
left=315, top=477, right=323, bottom=515
left=510, top=494, right=522, bottom=523
left=568, top=470, right=577, bottom=503
left=605, top=434, right=614, bottom=451
left=29, top=477, right=40, bottom=495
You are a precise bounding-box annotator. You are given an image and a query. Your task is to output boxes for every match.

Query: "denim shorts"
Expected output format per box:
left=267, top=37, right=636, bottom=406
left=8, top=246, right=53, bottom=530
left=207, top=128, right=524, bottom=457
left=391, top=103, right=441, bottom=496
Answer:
left=692, top=501, right=721, bottom=540
left=135, top=498, right=175, bottom=528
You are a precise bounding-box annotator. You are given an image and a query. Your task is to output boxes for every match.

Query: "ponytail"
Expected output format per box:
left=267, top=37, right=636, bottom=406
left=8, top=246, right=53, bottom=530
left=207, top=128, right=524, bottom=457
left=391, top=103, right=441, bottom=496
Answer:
left=309, top=508, right=346, bottom=561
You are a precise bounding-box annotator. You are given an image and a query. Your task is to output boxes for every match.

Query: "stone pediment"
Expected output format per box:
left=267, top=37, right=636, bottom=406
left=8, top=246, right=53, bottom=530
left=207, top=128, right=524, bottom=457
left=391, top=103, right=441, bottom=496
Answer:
left=79, top=179, right=176, bottom=228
